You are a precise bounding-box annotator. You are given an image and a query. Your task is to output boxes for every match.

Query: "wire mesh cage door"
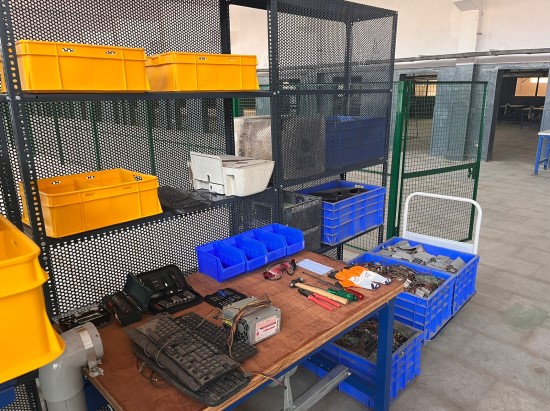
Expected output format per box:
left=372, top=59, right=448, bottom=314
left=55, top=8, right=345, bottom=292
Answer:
left=395, top=80, right=487, bottom=243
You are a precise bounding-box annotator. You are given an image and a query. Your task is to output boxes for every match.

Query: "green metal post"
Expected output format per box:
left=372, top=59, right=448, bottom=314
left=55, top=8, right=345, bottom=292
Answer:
left=232, top=98, right=240, bottom=118
left=145, top=100, right=157, bottom=175
left=386, top=81, right=409, bottom=238
left=89, top=101, right=102, bottom=170
left=468, top=82, right=487, bottom=242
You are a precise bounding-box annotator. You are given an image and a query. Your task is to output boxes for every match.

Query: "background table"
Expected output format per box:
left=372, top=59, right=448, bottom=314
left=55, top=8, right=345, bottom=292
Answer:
left=87, top=251, right=403, bottom=411
left=535, top=129, right=550, bottom=175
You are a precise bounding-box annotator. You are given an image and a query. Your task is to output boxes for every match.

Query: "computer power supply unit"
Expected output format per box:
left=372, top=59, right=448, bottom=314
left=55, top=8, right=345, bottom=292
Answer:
left=222, top=297, right=281, bottom=345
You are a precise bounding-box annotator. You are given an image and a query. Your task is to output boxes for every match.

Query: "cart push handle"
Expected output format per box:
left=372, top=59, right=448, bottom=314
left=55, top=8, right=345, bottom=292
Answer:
left=402, top=192, right=482, bottom=255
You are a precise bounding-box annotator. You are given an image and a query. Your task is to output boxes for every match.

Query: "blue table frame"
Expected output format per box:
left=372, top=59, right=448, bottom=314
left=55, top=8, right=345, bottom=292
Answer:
left=534, top=130, right=550, bottom=175
left=224, top=299, right=396, bottom=411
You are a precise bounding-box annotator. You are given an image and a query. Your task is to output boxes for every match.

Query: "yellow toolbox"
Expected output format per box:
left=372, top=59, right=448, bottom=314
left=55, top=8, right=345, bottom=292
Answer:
left=20, top=168, right=162, bottom=238
left=15, top=40, right=150, bottom=92
left=0, top=216, right=48, bottom=298
left=0, top=215, right=65, bottom=384
left=145, top=52, right=197, bottom=91
left=146, top=52, right=259, bottom=91
left=0, top=286, right=65, bottom=383
left=240, top=55, right=260, bottom=90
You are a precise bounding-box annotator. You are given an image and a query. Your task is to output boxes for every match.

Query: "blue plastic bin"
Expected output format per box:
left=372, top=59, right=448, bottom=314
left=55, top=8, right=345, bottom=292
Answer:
left=0, top=380, right=15, bottom=408
left=302, top=319, right=422, bottom=408
left=349, top=253, right=455, bottom=343
left=325, top=116, right=386, bottom=169
left=256, top=223, right=305, bottom=255
left=239, top=230, right=287, bottom=263
left=195, top=242, right=247, bottom=282
left=300, top=181, right=385, bottom=246
left=371, top=237, right=479, bottom=315
left=220, top=236, right=268, bottom=271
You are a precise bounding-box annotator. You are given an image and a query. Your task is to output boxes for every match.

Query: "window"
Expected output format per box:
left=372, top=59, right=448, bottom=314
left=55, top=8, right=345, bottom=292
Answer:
left=515, top=77, right=548, bottom=97
left=414, top=80, right=437, bottom=97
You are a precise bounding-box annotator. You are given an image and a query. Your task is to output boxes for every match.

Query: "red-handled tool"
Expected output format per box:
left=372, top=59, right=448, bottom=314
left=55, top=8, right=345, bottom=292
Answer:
left=298, top=289, right=334, bottom=311
left=344, top=288, right=364, bottom=300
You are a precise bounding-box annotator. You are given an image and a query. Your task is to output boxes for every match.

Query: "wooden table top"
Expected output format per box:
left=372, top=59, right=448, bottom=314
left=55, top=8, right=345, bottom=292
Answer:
left=88, top=251, right=403, bottom=411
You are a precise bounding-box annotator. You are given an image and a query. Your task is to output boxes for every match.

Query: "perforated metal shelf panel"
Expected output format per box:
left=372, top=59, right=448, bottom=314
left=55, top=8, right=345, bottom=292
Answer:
left=8, top=0, right=222, bottom=54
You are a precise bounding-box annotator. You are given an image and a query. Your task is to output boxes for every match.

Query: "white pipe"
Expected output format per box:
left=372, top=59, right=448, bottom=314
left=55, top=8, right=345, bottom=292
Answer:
left=39, top=323, right=103, bottom=411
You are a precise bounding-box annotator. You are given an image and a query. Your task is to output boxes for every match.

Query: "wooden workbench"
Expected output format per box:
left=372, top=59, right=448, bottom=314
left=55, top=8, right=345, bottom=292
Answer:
left=88, top=251, right=403, bottom=411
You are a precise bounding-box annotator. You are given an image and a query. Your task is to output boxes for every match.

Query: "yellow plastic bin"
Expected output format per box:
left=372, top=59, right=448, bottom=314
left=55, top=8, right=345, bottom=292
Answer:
left=145, top=52, right=197, bottom=91
left=196, top=53, right=241, bottom=90
left=240, top=55, right=260, bottom=90
left=0, top=286, right=65, bottom=384
left=20, top=168, right=163, bottom=238
left=15, top=40, right=150, bottom=92
left=0, top=216, right=48, bottom=298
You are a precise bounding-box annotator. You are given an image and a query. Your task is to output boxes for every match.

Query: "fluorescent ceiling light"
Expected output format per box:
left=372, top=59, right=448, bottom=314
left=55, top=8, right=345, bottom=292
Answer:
left=453, top=0, right=479, bottom=11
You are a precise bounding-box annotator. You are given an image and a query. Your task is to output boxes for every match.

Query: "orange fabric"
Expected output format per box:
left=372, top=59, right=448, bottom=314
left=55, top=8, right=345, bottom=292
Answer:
left=335, top=266, right=366, bottom=287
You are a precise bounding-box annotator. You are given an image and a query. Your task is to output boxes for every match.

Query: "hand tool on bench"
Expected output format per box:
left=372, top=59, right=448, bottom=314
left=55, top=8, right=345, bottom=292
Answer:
left=297, top=289, right=336, bottom=311
left=301, top=270, right=363, bottom=301
left=289, top=278, right=349, bottom=305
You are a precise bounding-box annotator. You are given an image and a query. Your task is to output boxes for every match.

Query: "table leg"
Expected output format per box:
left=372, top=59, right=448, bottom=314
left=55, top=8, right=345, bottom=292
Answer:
left=535, top=136, right=544, bottom=175
left=544, top=138, right=550, bottom=170
left=374, top=299, right=395, bottom=411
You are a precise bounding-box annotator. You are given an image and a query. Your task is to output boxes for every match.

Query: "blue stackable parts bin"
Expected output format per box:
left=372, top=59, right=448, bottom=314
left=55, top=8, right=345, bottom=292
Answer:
left=301, top=318, right=422, bottom=408
left=239, top=230, right=287, bottom=263
left=195, top=242, right=247, bottom=282
left=300, top=181, right=385, bottom=246
left=371, top=237, right=480, bottom=315
left=220, top=236, right=268, bottom=271
left=325, top=116, right=386, bottom=169
left=196, top=224, right=305, bottom=282
left=349, top=253, right=455, bottom=343
left=0, top=380, right=15, bottom=408
left=256, top=223, right=305, bottom=255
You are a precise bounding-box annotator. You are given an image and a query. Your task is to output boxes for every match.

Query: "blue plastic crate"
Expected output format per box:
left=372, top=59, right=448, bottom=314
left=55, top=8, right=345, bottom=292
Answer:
left=239, top=230, right=287, bottom=263
left=300, top=181, right=385, bottom=246
left=195, top=242, right=247, bottom=282
left=302, top=319, right=422, bottom=408
left=371, top=237, right=480, bottom=315
left=349, top=253, right=455, bottom=343
left=325, top=116, right=386, bottom=169
left=220, top=236, right=268, bottom=271
left=256, top=223, right=305, bottom=255
left=0, top=380, right=15, bottom=408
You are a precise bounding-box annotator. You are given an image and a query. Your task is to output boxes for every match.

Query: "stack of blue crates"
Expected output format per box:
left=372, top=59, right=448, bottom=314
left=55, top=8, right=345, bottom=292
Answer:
left=302, top=318, right=422, bottom=408
left=325, top=116, right=386, bottom=170
left=300, top=180, right=385, bottom=246
left=370, top=237, right=480, bottom=315
left=195, top=223, right=305, bottom=282
left=349, top=253, right=456, bottom=343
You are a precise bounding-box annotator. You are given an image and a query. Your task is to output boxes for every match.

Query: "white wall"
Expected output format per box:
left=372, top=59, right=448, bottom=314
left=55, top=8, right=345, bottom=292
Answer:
left=229, top=0, right=550, bottom=63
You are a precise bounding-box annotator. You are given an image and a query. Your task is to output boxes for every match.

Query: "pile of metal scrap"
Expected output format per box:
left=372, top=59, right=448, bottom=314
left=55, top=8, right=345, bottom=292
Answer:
left=335, top=319, right=413, bottom=360
left=359, top=262, right=444, bottom=298
left=376, top=240, right=465, bottom=274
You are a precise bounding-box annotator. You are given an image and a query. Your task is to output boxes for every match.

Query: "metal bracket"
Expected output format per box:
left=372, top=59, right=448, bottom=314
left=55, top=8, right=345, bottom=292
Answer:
left=282, top=365, right=350, bottom=411
left=77, top=326, right=104, bottom=377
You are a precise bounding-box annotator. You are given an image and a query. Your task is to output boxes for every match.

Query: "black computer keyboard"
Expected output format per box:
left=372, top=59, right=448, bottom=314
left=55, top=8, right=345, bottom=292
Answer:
left=157, top=186, right=212, bottom=214
left=175, top=312, right=257, bottom=363
left=132, top=344, right=249, bottom=407
left=127, top=313, right=252, bottom=406
left=130, top=314, right=238, bottom=390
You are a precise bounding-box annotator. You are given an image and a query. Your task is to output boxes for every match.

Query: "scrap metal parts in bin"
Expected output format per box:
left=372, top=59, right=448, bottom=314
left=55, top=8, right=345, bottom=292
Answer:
left=189, top=152, right=274, bottom=197
left=377, top=240, right=466, bottom=273
left=359, top=262, right=444, bottom=298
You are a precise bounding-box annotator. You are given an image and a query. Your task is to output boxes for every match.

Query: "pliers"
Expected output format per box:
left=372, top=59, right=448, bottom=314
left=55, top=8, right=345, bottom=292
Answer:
left=298, top=289, right=341, bottom=311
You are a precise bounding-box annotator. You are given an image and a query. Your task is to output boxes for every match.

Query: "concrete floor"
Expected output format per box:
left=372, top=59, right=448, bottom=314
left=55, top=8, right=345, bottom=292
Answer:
left=235, top=123, right=550, bottom=410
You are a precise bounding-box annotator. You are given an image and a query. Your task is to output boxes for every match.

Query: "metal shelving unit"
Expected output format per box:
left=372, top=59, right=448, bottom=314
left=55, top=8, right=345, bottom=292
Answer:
left=0, top=0, right=396, bottom=320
